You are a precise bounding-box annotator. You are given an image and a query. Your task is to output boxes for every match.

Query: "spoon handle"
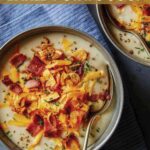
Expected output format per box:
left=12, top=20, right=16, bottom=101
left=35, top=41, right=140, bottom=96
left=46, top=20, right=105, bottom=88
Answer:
left=82, top=115, right=99, bottom=150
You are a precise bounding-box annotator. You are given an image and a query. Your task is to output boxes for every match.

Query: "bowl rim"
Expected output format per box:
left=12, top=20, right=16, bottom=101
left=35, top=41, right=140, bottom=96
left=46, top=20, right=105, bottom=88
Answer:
left=0, top=25, right=124, bottom=150
left=96, top=4, right=150, bottom=67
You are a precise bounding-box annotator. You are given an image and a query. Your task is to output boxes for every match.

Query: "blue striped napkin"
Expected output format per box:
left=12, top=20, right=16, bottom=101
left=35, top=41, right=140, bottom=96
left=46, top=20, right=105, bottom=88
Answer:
left=0, top=4, right=148, bottom=150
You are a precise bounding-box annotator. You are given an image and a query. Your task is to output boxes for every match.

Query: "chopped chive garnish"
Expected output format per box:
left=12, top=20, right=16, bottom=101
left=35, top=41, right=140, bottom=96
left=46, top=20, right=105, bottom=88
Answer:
left=135, top=47, right=145, bottom=52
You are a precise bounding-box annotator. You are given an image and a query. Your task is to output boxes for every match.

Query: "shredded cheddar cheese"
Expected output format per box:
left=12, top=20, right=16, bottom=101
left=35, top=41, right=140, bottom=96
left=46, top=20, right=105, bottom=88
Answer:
left=28, top=130, right=44, bottom=150
left=84, top=71, right=104, bottom=82
left=7, top=113, right=31, bottom=126
left=62, top=38, right=73, bottom=51
left=10, top=67, right=19, bottom=82
left=0, top=102, right=9, bottom=108
left=46, top=60, right=72, bottom=69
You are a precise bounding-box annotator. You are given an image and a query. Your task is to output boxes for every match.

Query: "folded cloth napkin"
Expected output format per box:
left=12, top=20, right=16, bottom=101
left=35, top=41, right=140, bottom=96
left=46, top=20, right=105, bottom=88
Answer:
left=0, top=4, right=148, bottom=150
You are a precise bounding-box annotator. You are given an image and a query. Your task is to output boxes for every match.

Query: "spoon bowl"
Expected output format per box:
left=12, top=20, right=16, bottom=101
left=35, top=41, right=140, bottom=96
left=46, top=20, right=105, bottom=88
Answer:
left=83, top=64, right=113, bottom=150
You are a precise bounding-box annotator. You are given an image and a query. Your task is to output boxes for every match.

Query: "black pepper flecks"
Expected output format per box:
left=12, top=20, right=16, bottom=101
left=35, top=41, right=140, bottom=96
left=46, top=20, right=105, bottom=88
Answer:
left=129, top=50, right=134, bottom=55
left=119, top=33, right=123, bottom=37
left=90, top=133, right=95, bottom=138
left=7, top=93, right=10, bottom=96
left=120, top=37, right=123, bottom=41
left=96, top=127, right=100, bottom=133
left=97, top=79, right=103, bottom=84
left=20, top=137, right=23, bottom=141
left=83, top=128, right=86, bottom=132
left=104, top=82, right=107, bottom=85
left=74, top=47, right=78, bottom=50
left=73, top=41, right=77, bottom=44
left=124, top=33, right=127, bottom=36
left=89, top=44, right=93, bottom=47
left=92, top=57, right=96, bottom=61
left=80, top=134, right=84, bottom=138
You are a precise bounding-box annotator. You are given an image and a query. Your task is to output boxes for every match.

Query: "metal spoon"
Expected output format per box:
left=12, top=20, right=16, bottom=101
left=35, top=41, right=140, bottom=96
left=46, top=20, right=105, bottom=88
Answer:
left=82, top=65, right=113, bottom=150
left=105, top=6, right=150, bottom=57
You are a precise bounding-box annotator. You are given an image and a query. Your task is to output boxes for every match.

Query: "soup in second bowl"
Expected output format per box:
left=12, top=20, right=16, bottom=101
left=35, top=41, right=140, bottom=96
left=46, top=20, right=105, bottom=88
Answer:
left=108, top=4, right=150, bottom=62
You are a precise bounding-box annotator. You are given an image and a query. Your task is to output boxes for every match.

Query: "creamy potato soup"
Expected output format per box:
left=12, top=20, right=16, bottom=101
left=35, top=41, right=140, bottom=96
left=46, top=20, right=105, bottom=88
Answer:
left=0, top=33, right=114, bottom=150
left=108, top=4, right=150, bottom=62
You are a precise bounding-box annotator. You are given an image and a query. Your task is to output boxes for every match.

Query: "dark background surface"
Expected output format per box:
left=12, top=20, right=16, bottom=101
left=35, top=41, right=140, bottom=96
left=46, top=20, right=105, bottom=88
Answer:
left=88, top=5, right=150, bottom=149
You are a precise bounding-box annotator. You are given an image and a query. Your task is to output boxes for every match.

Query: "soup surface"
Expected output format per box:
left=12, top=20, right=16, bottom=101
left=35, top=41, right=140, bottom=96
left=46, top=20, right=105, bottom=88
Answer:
left=0, top=33, right=114, bottom=150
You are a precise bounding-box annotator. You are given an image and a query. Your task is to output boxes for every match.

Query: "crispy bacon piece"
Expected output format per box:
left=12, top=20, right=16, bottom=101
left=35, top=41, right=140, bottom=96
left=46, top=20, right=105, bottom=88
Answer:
left=25, top=79, right=41, bottom=88
left=51, top=73, right=62, bottom=93
left=2, top=75, right=13, bottom=86
left=27, top=114, right=44, bottom=136
left=115, top=4, right=126, bottom=9
left=9, top=83, right=23, bottom=94
left=88, top=94, right=100, bottom=102
left=15, top=98, right=32, bottom=115
left=77, top=111, right=86, bottom=125
left=99, top=90, right=111, bottom=101
left=2, top=75, right=23, bottom=94
left=143, top=5, right=150, bottom=16
left=64, top=100, right=77, bottom=114
left=63, top=134, right=80, bottom=150
left=10, top=53, right=27, bottom=68
left=44, top=115, right=61, bottom=137
left=27, top=56, right=45, bottom=76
